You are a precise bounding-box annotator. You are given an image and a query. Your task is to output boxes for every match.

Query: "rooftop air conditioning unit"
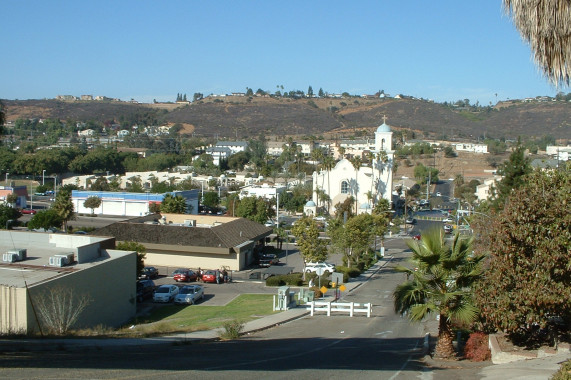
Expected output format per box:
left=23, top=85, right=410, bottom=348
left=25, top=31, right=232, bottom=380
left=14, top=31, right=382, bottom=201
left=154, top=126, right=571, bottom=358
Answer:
left=48, top=253, right=75, bottom=267
left=7, top=248, right=27, bottom=261
left=183, top=219, right=196, bottom=227
left=2, top=253, right=19, bottom=263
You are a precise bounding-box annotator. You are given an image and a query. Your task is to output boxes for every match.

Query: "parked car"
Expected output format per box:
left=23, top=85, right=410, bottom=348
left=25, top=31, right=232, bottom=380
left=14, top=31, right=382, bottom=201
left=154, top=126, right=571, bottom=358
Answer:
left=435, top=192, right=442, bottom=197
left=259, top=253, right=279, bottom=268
left=174, top=285, right=204, bottom=305
left=305, top=262, right=335, bottom=274
left=136, top=279, right=156, bottom=302
left=412, top=234, right=421, bottom=241
left=201, top=270, right=219, bottom=283
left=443, top=224, right=453, bottom=234
left=20, top=208, right=37, bottom=214
left=140, top=266, right=159, bottom=279
left=173, top=268, right=198, bottom=282
left=153, top=284, right=179, bottom=303
left=442, top=217, right=454, bottom=223
left=405, top=217, right=416, bottom=225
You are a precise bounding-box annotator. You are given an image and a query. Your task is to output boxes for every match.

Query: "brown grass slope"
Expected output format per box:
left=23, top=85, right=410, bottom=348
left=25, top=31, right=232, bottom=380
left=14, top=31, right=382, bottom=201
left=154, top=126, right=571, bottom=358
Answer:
left=3, top=98, right=570, bottom=139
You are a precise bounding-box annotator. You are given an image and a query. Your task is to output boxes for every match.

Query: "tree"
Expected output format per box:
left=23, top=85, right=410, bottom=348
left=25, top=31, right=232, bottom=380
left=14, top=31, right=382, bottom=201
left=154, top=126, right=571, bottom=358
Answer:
left=291, top=217, right=328, bottom=265
left=160, top=194, right=188, bottom=214
left=83, top=196, right=101, bottom=215
left=307, top=85, right=314, bottom=97
left=52, top=190, right=75, bottom=232
left=349, top=156, right=362, bottom=214
left=394, top=230, right=484, bottom=359
left=235, top=196, right=273, bottom=224
left=318, top=88, right=324, bottom=97
left=116, top=241, right=147, bottom=280
left=473, top=166, right=571, bottom=345
left=490, top=142, right=531, bottom=210
left=202, top=191, right=220, bottom=209
left=0, top=204, right=21, bottom=229
left=27, top=209, right=63, bottom=231
left=35, top=286, right=92, bottom=335
left=503, top=0, right=571, bottom=86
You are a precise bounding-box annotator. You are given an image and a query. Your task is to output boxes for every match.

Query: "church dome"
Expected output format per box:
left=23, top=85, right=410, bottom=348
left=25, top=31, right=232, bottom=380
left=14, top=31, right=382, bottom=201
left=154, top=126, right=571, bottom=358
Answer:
left=376, top=122, right=391, bottom=133
left=305, top=200, right=316, bottom=207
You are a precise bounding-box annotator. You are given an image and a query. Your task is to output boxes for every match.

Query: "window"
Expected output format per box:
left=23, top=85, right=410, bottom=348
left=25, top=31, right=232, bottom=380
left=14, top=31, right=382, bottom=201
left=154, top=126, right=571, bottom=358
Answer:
left=341, top=181, right=349, bottom=194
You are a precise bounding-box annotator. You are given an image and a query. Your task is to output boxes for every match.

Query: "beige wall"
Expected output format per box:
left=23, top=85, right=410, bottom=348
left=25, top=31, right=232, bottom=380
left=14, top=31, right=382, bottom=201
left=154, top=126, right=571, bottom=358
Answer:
left=0, top=286, right=28, bottom=334
left=24, top=250, right=136, bottom=333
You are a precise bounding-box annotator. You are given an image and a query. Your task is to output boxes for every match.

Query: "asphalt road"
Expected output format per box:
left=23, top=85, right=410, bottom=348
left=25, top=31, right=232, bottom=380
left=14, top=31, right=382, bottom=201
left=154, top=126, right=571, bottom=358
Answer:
left=0, top=238, right=435, bottom=380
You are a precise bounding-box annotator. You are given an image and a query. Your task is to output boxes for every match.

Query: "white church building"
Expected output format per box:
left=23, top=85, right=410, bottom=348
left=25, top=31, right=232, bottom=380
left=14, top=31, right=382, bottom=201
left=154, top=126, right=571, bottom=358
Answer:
left=312, top=120, right=394, bottom=215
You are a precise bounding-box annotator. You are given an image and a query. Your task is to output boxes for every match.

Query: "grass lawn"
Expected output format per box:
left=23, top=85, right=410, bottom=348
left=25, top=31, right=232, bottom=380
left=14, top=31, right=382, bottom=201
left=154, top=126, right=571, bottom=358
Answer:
left=116, top=294, right=277, bottom=337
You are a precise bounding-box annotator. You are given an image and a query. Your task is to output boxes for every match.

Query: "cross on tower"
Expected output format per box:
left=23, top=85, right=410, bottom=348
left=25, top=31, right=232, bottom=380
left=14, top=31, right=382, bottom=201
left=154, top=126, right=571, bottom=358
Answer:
left=382, top=115, right=388, bottom=124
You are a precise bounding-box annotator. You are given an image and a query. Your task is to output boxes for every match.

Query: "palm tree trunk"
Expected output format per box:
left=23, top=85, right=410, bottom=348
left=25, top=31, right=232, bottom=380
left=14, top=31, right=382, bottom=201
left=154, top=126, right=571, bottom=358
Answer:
left=434, top=313, right=456, bottom=359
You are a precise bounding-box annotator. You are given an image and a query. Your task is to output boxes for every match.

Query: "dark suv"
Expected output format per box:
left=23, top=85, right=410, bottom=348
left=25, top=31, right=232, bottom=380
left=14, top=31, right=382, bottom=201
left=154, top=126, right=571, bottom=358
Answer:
left=137, top=279, right=156, bottom=302
left=140, top=266, right=159, bottom=279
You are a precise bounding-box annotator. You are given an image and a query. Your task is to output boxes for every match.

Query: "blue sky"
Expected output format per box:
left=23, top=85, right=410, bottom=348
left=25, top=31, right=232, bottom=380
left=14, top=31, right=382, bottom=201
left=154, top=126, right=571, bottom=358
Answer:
left=1, top=1, right=565, bottom=105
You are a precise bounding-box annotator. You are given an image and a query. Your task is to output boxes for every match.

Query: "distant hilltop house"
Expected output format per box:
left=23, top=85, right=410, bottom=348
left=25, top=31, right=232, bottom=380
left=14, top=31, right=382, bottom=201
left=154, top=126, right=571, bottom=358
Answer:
left=205, top=141, right=249, bottom=165
left=454, top=143, right=488, bottom=154
left=77, top=129, right=94, bottom=137
left=475, top=177, right=501, bottom=202
left=546, top=145, right=571, bottom=161
left=239, top=183, right=286, bottom=200
left=0, top=185, right=28, bottom=208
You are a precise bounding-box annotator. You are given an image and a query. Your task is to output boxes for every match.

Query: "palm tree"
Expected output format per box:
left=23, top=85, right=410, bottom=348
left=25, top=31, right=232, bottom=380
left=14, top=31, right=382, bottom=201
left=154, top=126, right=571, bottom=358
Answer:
left=503, top=0, right=571, bottom=86
left=349, top=156, right=362, bottom=214
left=322, top=155, right=335, bottom=214
left=393, top=229, right=484, bottom=359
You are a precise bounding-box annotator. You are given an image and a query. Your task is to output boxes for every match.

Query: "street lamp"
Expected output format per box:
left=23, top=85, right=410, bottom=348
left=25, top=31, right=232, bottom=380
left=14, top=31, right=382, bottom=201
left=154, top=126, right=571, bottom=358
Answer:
left=5, top=172, right=9, bottom=185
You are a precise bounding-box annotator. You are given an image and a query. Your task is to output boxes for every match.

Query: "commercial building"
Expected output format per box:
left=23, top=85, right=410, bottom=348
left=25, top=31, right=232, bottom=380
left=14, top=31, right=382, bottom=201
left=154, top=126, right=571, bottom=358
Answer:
left=71, top=190, right=199, bottom=217
left=0, top=231, right=136, bottom=334
left=93, top=213, right=272, bottom=271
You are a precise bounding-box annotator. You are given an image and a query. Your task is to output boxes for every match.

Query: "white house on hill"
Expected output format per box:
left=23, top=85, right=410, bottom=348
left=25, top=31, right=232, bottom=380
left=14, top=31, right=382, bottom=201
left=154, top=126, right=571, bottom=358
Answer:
left=312, top=121, right=394, bottom=215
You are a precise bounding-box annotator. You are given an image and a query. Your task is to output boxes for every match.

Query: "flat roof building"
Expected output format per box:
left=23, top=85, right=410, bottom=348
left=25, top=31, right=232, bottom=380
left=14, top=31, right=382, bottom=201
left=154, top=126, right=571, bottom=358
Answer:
left=0, top=231, right=136, bottom=334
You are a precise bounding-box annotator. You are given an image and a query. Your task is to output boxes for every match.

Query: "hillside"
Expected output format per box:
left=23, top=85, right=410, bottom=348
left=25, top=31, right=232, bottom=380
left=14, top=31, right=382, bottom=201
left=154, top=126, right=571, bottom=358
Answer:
left=2, top=97, right=570, bottom=140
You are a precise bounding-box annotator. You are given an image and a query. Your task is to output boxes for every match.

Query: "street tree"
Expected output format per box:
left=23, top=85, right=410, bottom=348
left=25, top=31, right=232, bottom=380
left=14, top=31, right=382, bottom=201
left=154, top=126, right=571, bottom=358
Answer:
left=0, top=204, right=21, bottom=229
left=291, top=216, right=328, bottom=265
left=27, top=209, right=63, bottom=231
left=52, top=190, right=75, bottom=232
left=83, top=196, right=101, bottom=216
left=116, top=241, right=147, bottom=280
left=473, top=166, right=571, bottom=345
left=202, top=191, right=220, bottom=209
left=349, top=156, right=362, bottom=214
left=490, top=142, right=531, bottom=210
left=394, top=230, right=484, bottom=359
left=235, top=196, right=273, bottom=224
left=160, top=194, right=188, bottom=214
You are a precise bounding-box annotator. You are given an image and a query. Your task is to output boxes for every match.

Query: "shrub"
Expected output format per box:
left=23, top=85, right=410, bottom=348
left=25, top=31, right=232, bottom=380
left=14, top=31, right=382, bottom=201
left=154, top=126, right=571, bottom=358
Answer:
left=310, top=286, right=322, bottom=299
left=464, top=332, right=491, bottom=361
left=265, top=273, right=303, bottom=286
left=266, top=276, right=285, bottom=286
left=219, top=320, right=244, bottom=340
left=551, top=359, right=571, bottom=380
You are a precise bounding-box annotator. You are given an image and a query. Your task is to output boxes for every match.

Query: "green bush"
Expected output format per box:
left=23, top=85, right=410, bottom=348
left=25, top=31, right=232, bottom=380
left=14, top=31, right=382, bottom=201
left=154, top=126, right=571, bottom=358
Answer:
left=551, top=359, right=571, bottom=380
left=265, top=273, right=303, bottom=287
left=219, top=320, right=244, bottom=340
left=336, top=266, right=361, bottom=279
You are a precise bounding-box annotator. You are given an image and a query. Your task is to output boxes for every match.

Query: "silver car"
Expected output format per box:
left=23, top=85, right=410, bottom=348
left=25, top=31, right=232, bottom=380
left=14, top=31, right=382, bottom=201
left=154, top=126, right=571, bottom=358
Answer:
left=153, top=284, right=179, bottom=303
left=174, top=285, right=204, bottom=305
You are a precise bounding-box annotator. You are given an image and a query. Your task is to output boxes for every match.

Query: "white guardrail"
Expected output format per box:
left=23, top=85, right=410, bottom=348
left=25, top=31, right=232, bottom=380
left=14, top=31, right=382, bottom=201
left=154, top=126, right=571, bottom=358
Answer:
left=307, top=301, right=372, bottom=317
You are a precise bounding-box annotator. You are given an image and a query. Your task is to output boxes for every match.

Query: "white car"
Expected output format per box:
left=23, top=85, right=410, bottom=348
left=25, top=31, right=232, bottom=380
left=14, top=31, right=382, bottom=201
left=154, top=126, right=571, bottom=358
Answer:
left=442, top=217, right=454, bottom=223
left=305, top=262, right=335, bottom=274
left=435, top=192, right=442, bottom=197
left=174, top=285, right=204, bottom=305
left=153, top=284, right=179, bottom=303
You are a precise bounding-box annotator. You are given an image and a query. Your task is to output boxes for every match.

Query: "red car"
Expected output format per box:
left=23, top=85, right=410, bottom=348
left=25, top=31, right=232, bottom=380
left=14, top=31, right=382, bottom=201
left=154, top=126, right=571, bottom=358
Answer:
left=21, top=208, right=37, bottom=214
left=172, top=269, right=198, bottom=282
left=201, top=270, right=220, bottom=283
left=412, top=234, right=421, bottom=241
